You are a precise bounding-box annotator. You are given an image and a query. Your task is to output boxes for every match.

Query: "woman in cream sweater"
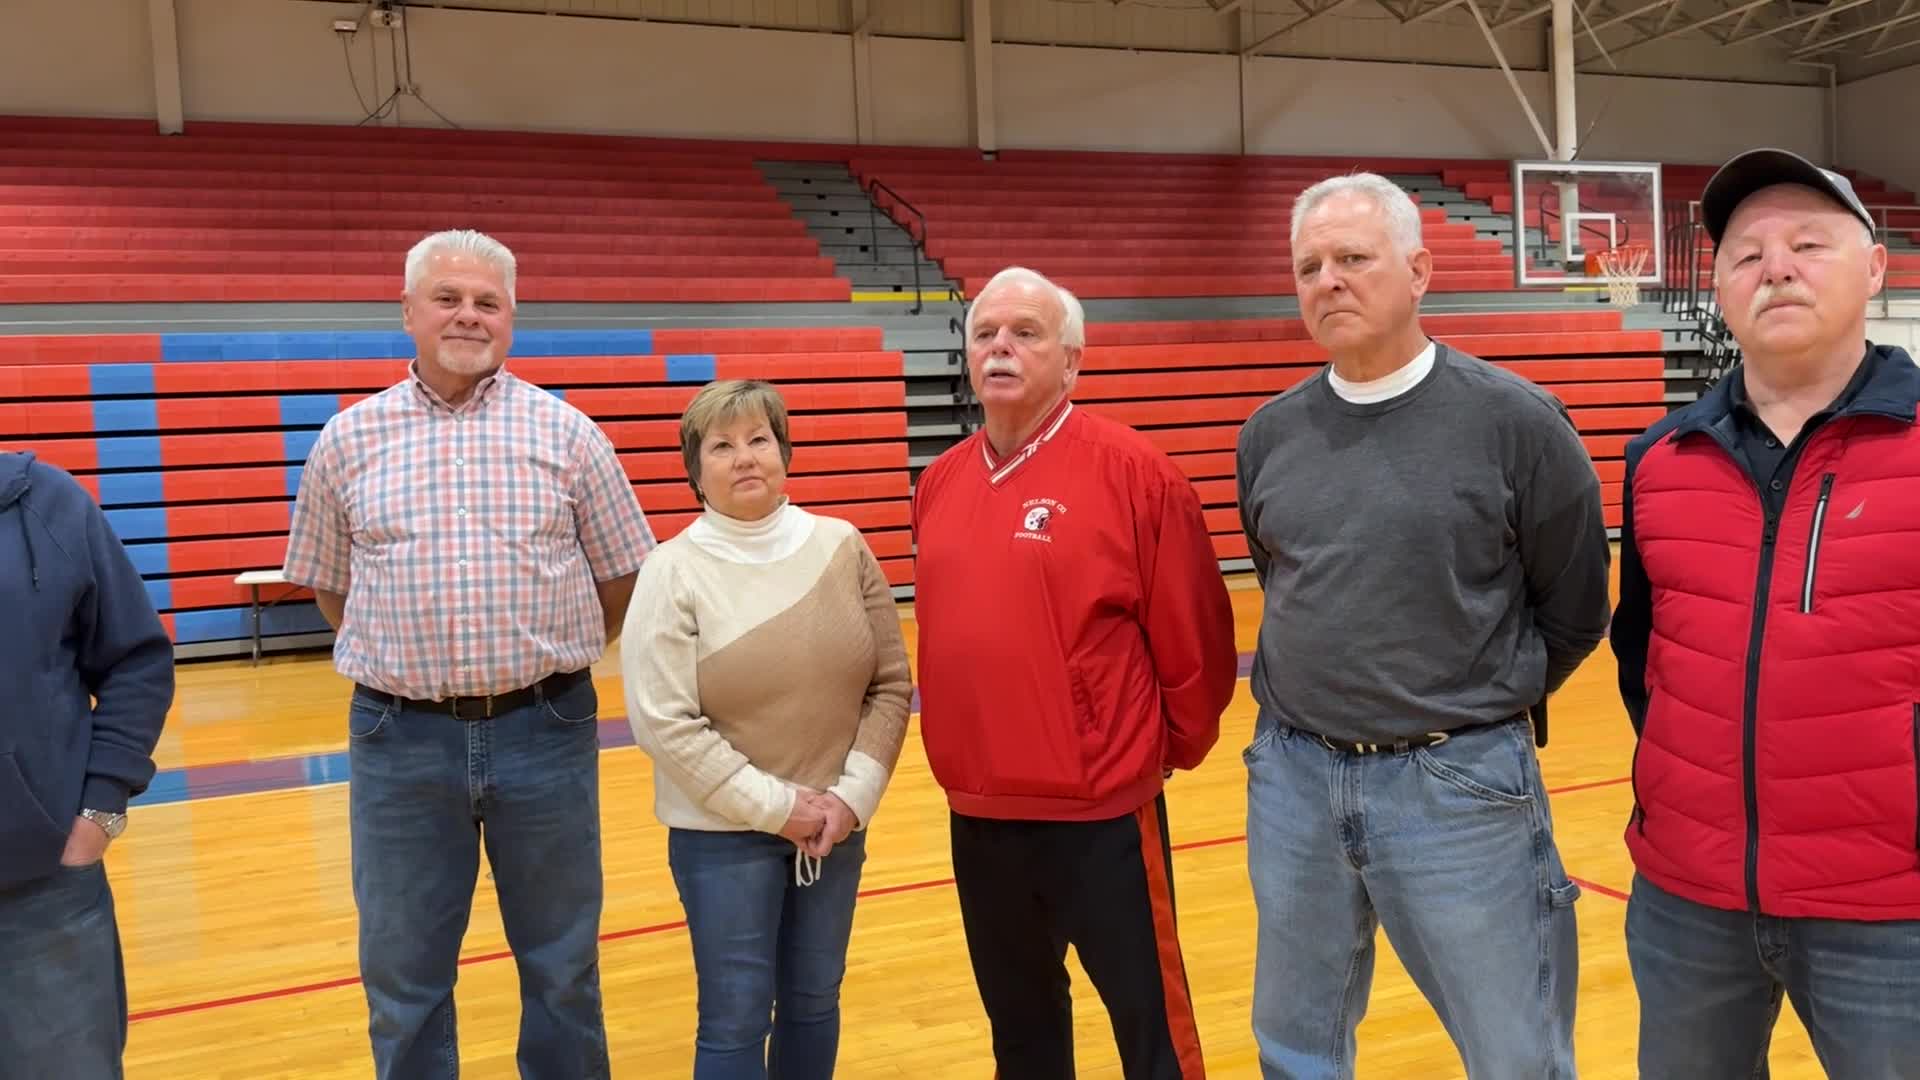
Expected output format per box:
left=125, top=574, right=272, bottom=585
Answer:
left=620, top=379, right=912, bottom=1079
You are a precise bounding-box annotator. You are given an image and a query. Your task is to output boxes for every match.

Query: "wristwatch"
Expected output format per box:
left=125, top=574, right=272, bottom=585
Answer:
left=79, top=809, right=127, bottom=840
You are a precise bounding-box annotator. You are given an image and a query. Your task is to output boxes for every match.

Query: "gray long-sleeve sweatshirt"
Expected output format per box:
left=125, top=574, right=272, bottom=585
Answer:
left=1234, top=342, right=1614, bottom=745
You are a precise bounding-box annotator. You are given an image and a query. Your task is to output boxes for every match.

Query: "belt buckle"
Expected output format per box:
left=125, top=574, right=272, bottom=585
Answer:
left=450, top=694, right=494, bottom=721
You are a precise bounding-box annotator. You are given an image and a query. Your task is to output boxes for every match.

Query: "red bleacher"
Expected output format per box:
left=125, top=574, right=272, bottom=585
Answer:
left=854, top=152, right=1520, bottom=299
left=1075, top=309, right=1664, bottom=546
left=0, top=117, right=852, bottom=304
left=0, top=326, right=912, bottom=650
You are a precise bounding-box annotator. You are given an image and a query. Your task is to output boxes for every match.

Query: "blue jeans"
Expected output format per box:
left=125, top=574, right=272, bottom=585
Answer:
left=347, top=674, right=609, bottom=1080
left=1627, top=872, right=1920, bottom=1078
left=667, top=825, right=868, bottom=1079
left=0, top=861, right=126, bottom=1079
left=1244, top=715, right=1581, bottom=1080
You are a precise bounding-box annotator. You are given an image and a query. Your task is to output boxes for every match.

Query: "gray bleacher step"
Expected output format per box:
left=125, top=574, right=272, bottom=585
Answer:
left=903, top=352, right=963, bottom=376
left=906, top=392, right=967, bottom=409
left=819, top=244, right=942, bottom=270
left=787, top=197, right=890, bottom=219
left=846, top=265, right=957, bottom=288
left=1458, top=212, right=1519, bottom=232
left=888, top=329, right=966, bottom=353
left=764, top=178, right=868, bottom=198
left=910, top=422, right=967, bottom=439
left=780, top=194, right=879, bottom=214
left=756, top=162, right=854, bottom=181
left=808, top=219, right=921, bottom=244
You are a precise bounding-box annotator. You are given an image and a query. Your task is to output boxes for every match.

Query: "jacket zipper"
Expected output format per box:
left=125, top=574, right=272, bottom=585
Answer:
left=1912, top=705, right=1918, bottom=850
left=1800, top=473, right=1836, bottom=614
left=1704, top=425, right=1777, bottom=915
left=1629, top=735, right=1647, bottom=834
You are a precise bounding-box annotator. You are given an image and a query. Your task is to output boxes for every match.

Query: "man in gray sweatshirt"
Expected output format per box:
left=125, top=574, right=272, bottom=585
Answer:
left=1235, top=173, right=1612, bottom=1080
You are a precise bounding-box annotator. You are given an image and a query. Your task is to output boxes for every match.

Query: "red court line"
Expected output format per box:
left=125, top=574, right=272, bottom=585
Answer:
left=1571, top=875, right=1632, bottom=902
left=127, top=773, right=1637, bottom=1025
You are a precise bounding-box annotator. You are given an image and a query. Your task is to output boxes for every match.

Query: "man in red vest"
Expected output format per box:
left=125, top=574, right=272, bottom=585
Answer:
left=1611, top=147, right=1920, bottom=1077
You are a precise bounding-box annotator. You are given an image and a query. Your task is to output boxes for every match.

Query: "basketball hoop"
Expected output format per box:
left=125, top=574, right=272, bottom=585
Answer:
left=1593, top=245, right=1650, bottom=307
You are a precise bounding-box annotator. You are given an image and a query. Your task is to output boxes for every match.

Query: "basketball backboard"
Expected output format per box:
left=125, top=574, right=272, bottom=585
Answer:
left=1510, top=161, right=1664, bottom=289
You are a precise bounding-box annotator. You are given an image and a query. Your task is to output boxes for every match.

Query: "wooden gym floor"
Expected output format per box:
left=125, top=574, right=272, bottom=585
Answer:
left=111, top=567, right=1826, bottom=1078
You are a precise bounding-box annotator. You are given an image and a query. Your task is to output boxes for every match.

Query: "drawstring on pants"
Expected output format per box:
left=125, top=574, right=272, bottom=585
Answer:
left=794, top=848, right=823, bottom=887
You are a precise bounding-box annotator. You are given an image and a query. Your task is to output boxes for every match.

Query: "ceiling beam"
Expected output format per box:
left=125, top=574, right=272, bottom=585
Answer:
left=1873, top=0, right=1918, bottom=47
left=1601, top=0, right=1775, bottom=59
left=1492, top=2, right=1550, bottom=30
left=1866, top=25, right=1920, bottom=54
left=1725, top=4, right=1764, bottom=38
left=1405, top=0, right=1471, bottom=26
left=1724, top=0, right=1881, bottom=45
left=1583, top=0, right=1685, bottom=36
left=1794, top=4, right=1920, bottom=53
left=1242, top=0, right=1366, bottom=54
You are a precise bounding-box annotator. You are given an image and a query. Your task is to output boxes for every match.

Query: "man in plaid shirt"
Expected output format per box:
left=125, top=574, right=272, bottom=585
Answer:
left=284, top=229, right=654, bottom=1080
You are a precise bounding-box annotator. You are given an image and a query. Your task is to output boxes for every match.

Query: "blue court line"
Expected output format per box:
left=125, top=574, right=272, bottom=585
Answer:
left=131, top=653, right=1259, bottom=808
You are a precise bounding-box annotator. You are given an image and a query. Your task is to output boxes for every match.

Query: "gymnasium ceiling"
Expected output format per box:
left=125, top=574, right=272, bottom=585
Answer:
left=349, top=0, right=1920, bottom=81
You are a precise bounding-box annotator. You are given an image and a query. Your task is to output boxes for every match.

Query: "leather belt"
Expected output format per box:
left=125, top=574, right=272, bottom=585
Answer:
left=1309, top=716, right=1519, bottom=756
left=355, top=669, right=590, bottom=721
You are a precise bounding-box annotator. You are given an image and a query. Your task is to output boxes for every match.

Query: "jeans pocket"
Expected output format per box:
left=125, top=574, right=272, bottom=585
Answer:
left=542, top=676, right=599, bottom=726
left=1241, top=724, right=1279, bottom=767
left=1548, top=878, right=1582, bottom=907
left=348, top=696, right=393, bottom=740
left=1413, top=727, right=1535, bottom=809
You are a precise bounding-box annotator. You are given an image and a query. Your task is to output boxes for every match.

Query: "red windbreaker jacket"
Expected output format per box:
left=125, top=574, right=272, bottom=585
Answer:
left=910, top=400, right=1240, bottom=821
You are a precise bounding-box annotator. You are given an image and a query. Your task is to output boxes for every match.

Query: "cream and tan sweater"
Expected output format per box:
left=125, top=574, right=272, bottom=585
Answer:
left=619, top=501, right=913, bottom=835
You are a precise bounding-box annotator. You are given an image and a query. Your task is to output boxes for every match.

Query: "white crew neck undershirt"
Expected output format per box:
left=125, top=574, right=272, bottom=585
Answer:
left=1328, top=340, right=1437, bottom=404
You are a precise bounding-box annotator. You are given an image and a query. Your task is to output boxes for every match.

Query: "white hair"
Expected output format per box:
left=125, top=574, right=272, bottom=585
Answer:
left=965, top=266, right=1086, bottom=350
left=405, top=229, right=518, bottom=304
left=1289, top=172, right=1424, bottom=255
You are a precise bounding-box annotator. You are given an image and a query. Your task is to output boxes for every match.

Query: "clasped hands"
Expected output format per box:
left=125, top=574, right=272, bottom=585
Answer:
left=778, top=787, right=857, bottom=858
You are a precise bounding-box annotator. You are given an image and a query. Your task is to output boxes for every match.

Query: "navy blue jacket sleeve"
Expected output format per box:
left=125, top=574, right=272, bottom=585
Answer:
left=75, top=489, right=175, bottom=812
left=1609, top=441, right=1654, bottom=736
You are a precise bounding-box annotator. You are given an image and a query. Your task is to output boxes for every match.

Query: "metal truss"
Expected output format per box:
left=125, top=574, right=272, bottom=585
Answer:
left=1337, top=0, right=1920, bottom=66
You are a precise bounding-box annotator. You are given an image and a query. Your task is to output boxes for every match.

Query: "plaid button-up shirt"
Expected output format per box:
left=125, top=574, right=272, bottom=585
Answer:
left=283, top=364, right=654, bottom=700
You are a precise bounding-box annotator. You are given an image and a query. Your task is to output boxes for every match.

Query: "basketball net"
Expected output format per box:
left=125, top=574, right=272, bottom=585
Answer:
left=1597, top=246, right=1650, bottom=307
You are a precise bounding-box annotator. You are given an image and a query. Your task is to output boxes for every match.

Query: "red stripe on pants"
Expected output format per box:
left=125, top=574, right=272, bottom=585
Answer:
left=1134, top=798, right=1207, bottom=1078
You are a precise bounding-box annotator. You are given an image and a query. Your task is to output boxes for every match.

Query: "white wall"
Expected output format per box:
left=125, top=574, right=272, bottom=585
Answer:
left=1246, top=58, right=1553, bottom=160
left=0, top=0, right=1837, bottom=168
left=1572, top=74, right=1827, bottom=165
left=0, top=0, right=154, bottom=118
left=175, top=0, right=857, bottom=142
left=1839, top=65, right=1920, bottom=195
left=994, top=44, right=1241, bottom=154
left=871, top=38, right=970, bottom=147
left=1867, top=318, right=1919, bottom=353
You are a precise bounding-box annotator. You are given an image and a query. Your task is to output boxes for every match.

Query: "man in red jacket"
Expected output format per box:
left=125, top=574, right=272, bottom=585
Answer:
left=912, top=266, right=1239, bottom=1080
left=1611, top=147, right=1920, bottom=1077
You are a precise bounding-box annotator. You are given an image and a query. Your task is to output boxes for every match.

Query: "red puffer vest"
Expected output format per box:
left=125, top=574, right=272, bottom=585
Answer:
left=1619, top=346, right=1920, bottom=920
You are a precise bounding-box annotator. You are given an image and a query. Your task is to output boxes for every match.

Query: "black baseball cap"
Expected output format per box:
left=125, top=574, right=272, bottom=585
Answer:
left=1700, top=148, right=1876, bottom=246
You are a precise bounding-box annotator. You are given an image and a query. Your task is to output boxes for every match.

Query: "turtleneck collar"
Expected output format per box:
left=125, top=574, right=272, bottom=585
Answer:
left=684, top=497, right=815, bottom=565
